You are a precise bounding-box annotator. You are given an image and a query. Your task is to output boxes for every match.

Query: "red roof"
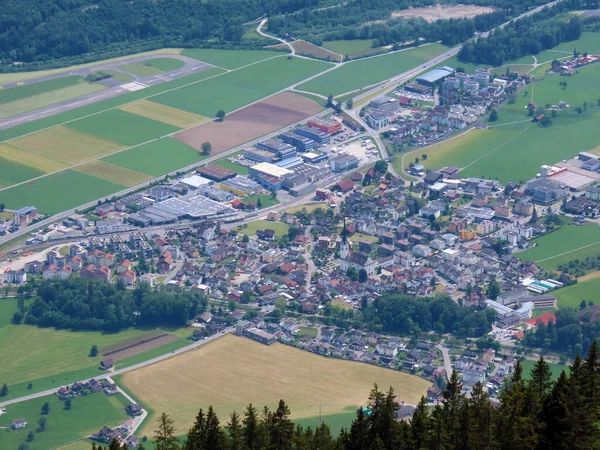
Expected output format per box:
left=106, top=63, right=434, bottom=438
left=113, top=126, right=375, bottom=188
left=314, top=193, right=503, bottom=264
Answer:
left=336, top=179, right=355, bottom=192
left=526, top=312, right=556, bottom=327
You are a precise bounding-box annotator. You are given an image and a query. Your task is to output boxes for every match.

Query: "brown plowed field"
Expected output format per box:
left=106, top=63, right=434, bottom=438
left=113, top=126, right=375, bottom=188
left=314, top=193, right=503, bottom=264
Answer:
left=101, top=333, right=179, bottom=361
left=100, top=330, right=164, bottom=355
left=173, top=91, right=322, bottom=154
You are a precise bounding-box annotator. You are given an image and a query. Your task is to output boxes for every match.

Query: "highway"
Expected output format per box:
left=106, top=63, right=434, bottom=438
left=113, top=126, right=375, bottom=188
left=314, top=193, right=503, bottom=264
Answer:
left=0, top=327, right=235, bottom=408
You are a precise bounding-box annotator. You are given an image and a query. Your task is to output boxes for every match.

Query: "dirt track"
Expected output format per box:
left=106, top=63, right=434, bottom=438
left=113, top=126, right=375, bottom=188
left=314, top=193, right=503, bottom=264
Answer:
left=392, top=4, right=496, bottom=22
left=173, top=91, right=323, bottom=154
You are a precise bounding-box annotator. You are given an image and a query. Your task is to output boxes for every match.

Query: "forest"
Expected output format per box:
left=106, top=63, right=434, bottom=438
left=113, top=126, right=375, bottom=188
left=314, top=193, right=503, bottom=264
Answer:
left=362, top=293, right=497, bottom=338
left=13, top=278, right=208, bottom=331
left=94, top=346, right=600, bottom=450
left=457, top=0, right=595, bottom=65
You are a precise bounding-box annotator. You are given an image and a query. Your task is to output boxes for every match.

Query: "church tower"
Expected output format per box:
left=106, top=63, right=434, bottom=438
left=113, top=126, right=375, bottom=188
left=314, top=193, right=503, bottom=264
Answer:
left=340, top=218, right=350, bottom=260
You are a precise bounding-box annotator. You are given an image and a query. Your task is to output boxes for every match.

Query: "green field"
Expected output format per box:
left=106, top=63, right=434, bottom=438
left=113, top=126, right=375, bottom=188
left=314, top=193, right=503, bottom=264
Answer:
left=521, top=359, right=569, bottom=381
left=242, top=194, right=280, bottom=209
left=0, top=79, right=107, bottom=119
left=0, top=156, right=45, bottom=188
left=0, top=393, right=130, bottom=450
left=0, top=67, right=225, bottom=143
left=0, top=76, right=83, bottom=104
left=551, top=32, right=600, bottom=54
left=0, top=169, right=125, bottom=214
left=121, top=57, right=184, bottom=76
left=212, top=152, right=248, bottom=175
left=517, top=221, right=600, bottom=271
left=66, top=109, right=180, bottom=146
left=298, top=43, right=448, bottom=96
left=294, top=410, right=356, bottom=436
left=152, top=57, right=332, bottom=117
left=235, top=220, right=290, bottom=237
left=104, top=137, right=205, bottom=176
left=322, top=40, right=374, bottom=55
left=181, top=49, right=286, bottom=70
left=555, top=276, right=600, bottom=308
left=0, top=298, right=33, bottom=328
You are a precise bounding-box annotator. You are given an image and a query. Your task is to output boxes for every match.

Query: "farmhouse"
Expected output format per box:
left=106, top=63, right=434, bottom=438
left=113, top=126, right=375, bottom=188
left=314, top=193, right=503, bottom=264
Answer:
left=100, top=358, right=114, bottom=370
left=12, top=419, right=27, bottom=430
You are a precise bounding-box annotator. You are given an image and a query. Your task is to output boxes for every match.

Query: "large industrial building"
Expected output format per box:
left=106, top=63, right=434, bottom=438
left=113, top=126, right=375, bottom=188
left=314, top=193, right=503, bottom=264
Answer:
left=330, top=154, right=359, bottom=173
left=279, top=132, right=315, bottom=152
left=128, top=194, right=235, bottom=225
left=244, top=148, right=279, bottom=163
left=416, top=67, right=455, bottom=87
left=196, top=165, right=237, bottom=182
left=248, top=162, right=294, bottom=190
left=294, top=126, right=330, bottom=145
left=307, top=118, right=342, bottom=134
left=256, top=139, right=296, bottom=159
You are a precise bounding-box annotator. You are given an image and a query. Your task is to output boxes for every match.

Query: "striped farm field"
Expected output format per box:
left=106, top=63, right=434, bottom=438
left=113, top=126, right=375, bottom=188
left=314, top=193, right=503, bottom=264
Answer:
left=0, top=143, right=68, bottom=173
left=0, top=170, right=125, bottom=214
left=10, top=126, right=123, bottom=165
left=103, top=137, right=205, bottom=177
left=66, top=109, right=180, bottom=146
left=0, top=156, right=45, bottom=188
left=119, top=100, right=210, bottom=128
left=74, top=160, right=152, bottom=187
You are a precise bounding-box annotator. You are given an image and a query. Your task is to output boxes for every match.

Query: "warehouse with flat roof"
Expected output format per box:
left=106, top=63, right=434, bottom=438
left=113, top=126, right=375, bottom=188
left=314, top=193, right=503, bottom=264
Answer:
left=196, top=165, right=237, bottom=182
left=249, top=162, right=294, bottom=190
left=416, top=67, right=454, bottom=86
left=279, top=132, right=315, bottom=152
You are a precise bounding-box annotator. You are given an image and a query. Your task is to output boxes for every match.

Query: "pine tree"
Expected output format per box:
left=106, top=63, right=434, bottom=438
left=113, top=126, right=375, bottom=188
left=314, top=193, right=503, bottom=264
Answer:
left=205, top=406, right=226, bottom=450
left=243, top=404, right=259, bottom=450
left=467, top=382, right=494, bottom=450
left=154, top=413, right=180, bottom=450
left=313, top=423, right=335, bottom=450
left=409, top=397, right=430, bottom=449
left=529, top=356, right=553, bottom=400
left=540, top=370, right=570, bottom=449
left=343, top=407, right=369, bottom=450
left=0, top=383, right=8, bottom=396
left=227, top=412, right=243, bottom=450
left=184, top=408, right=205, bottom=450
left=269, top=400, right=294, bottom=450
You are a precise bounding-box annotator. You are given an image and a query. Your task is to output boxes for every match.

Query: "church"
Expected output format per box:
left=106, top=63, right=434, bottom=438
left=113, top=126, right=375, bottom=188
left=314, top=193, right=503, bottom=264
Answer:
left=339, top=230, right=378, bottom=276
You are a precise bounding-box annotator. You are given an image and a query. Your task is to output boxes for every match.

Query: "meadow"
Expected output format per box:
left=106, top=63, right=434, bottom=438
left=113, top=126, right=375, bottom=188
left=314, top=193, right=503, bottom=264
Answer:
left=0, top=156, right=45, bottom=188
left=517, top=220, right=600, bottom=270
left=119, top=335, right=431, bottom=436
left=181, top=49, right=285, bottom=70
left=298, top=43, right=448, bottom=97
left=103, top=137, right=206, bottom=177
left=0, top=393, right=130, bottom=450
left=554, top=276, right=600, bottom=309
left=73, top=160, right=152, bottom=187
left=521, top=359, right=569, bottom=381
left=321, top=40, right=374, bottom=55
left=235, top=220, right=290, bottom=237
left=65, top=109, right=181, bottom=146
left=152, top=57, right=332, bottom=117
left=0, top=76, right=83, bottom=104
left=119, top=100, right=209, bottom=128
left=120, top=57, right=184, bottom=76
left=0, top=170, right=125, bottom=214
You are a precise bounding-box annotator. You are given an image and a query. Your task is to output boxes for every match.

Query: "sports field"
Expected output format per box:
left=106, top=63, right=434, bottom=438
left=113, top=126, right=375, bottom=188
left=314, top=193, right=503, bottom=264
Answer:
left=555, top=276, right=600, bottom=308
left=297, top=43, right=448, bottom=96
left=0, top=170, right=125, bottom=214
left=181, top=49, right=285, bottom=69
left=0, top=393, right=130, bottom=450
left=120, top=57, right=184, bottom=76
left=74, top=160, right=152, bottom=187
left=119, top=100, right=209, bottom=128
left=65, top=109, right=180, bottom=146
left=517, top=221, right=600, bottom=271
left=0, top=77, right=107, bottom=119
left=152, top=57, right=332, bottom=117
left=120, top=335, right=431, bottom=436
left=103, top=137, right=205, bottom=177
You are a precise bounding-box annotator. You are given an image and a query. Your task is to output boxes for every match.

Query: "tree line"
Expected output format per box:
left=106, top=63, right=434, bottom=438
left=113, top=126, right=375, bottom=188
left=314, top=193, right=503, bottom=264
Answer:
left=94, top=344, right=600, bottom=450
left=458, top=0, right=593, bottom=66
left=15, top=278, right=208, bottom=331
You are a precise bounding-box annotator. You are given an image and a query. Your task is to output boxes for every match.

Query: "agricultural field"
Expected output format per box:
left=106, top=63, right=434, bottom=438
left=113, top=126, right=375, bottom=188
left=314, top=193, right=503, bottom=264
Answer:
left=119, top=100, right=209, bottom=128
left=521, top=359, right=569, bottom=381
left=120, top=57, right=184, bottom=76
left=517, top=220, right=600, bottom=271
left=152, top=57, right=332, bottom=117
left=0, top=170, right=125, bottom=214
left=0, top=76, right=83, bottom=104
left=73, top=160, right=152, bottom=187
left=119, top=335, right=431, bottom=436
left=181, top=49, right=285, bottom=70
left=555, top=276, right=600, bottom=309
left=103, top=137, right=206, bottom=177
left=298, top=43, right=448, bottom=97
left=290, top=41, right=342, bottom=62
left=0, top=78, right=107, bottom=119
left=0, top=324, right=187, bottom=400
left=322, top=40, right=375, bottom=55
left=0, top=156, right=45, bottom=188
left=0, top=393, right=130, bottom=450
left=65, top=109, right=180, bottom=146
left=236, top=220, right=290, bottom=237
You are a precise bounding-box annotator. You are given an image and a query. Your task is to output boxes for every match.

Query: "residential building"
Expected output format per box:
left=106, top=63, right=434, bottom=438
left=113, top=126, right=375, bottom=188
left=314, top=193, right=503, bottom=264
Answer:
left=97, top=220, right=122, bottom=235
left=6, top=269, right=26, bottom=284
left=14, top=206, right=38, bottom=226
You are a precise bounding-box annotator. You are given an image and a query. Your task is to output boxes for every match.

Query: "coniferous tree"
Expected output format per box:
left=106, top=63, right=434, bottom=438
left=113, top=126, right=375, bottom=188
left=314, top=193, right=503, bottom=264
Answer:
left=243, top=404, right=259, bottom=450
left=343, top=407, right=369, bottom=450
left=154, top=413, right=180, bottom=450
left=226, top=411, right=243, bottom=450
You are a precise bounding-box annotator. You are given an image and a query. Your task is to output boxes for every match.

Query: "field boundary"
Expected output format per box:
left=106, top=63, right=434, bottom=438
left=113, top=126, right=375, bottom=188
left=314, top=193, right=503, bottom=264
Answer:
left=103, top=333, right=169, bottom=357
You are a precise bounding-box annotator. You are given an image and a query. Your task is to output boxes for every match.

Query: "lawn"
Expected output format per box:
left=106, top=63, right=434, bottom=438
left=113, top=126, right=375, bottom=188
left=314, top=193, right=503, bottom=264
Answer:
left=285, top=202, right=328, bottom=214
left=120, top=335, right=431, bottom=436
left=119, top=100, right=209, bottom=128
left=517, top=220, right=600, bottom=271
left=103, top=137, right=205, bottom=177
left=297, top=326, right=318, bottom=337
left=0, top=76, right=83, bottom=104
left=322, top=40, right=374, bottom=55
left=521, top=359, right=569, bottom=381
left=551, top=32, right=600, bottom=54
left=0, top=169, right=126, bottom=214
left=0, top=298, right=32, bottom=328
left=0, top=156, right=45, bottom=188
left=66, top=109, right=180, bottom=146
left=120, top=57, right=184, bottom=76
left=242, top=194, right=280, bottom=209
left=152, top=57, right=332, bottom=117
left=0, top=393, right=130, bottom=450
left=212, top=152, right=248, bottom=175
left=0, top=79, right=107, bottom=119
left=235, top=220, right=290, bottom=237
left=555, top=276, right=600, bottom=309
left=181, top=49, right=286, bottom=70
left=298, top=43, right=448, bottom=97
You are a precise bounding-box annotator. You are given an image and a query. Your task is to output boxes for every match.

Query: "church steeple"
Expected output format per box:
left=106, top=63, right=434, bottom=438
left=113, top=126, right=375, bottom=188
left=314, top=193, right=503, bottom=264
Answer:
left=340, top=217, right=350, bottom=259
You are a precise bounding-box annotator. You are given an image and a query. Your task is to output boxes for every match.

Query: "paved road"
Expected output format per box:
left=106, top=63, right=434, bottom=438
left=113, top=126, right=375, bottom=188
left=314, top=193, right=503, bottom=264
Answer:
left=0, top=55, right=214, bottom=131
left=435, top=344, right=452, bottom=380
left=0, top=327, right=235, bottom=408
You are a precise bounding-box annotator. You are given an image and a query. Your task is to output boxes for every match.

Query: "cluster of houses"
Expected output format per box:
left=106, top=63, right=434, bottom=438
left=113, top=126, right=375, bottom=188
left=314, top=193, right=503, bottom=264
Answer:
left=554, top=53, right=600, bottom=75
